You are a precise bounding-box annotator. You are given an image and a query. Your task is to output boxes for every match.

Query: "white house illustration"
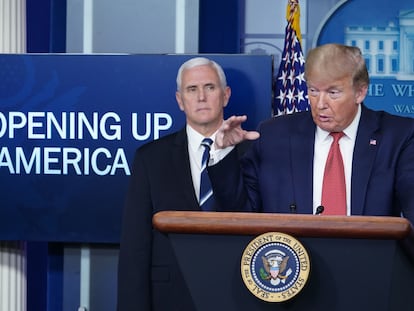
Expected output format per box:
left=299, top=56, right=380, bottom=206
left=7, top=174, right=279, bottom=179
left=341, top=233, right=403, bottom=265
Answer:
left=345, top=10, right=414, bottom=80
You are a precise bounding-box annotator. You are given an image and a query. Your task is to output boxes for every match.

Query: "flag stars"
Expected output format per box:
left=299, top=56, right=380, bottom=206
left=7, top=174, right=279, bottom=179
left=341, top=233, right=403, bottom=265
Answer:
left=295, top=72, right=306, bottom=85
left=278, top=70, right=288, bottom=83
left=296, top=89, right=305, bottom=103
left=298, top=53, right=305, bottom=66
left=291, top=51, right=299, bottom=66
left=286, top=89, right=295, bottom=103
left=283, top=54, right=291, bottom=65
left=277, top=89, right=287, bottom=103
left=288, top=69, right=296, bottom=85
left=273, top=0, right=309, bottom=115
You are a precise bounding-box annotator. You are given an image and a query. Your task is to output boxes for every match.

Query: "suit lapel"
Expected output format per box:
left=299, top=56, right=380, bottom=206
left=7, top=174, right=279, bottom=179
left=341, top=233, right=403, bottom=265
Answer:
left=351, top=106, right=380, bottom=215
left=171, top=128, right=200, bottom=211
left=290, top=113, right=316, bottom=214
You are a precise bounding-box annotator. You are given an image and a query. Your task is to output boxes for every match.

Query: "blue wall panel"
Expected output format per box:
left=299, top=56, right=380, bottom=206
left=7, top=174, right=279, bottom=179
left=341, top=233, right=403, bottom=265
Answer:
left=0, top=54, right=273, bottom=243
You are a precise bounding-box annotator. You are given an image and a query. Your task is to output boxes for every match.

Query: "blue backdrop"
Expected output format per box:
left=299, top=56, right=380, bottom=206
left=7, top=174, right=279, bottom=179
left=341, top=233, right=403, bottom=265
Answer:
left=0, top=54, right=273, bottom=242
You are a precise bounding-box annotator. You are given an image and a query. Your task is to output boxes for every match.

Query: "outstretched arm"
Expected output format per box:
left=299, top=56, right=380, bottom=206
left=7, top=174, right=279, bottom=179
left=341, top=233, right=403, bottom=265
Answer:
left=209, top=115, right=260, bottom=212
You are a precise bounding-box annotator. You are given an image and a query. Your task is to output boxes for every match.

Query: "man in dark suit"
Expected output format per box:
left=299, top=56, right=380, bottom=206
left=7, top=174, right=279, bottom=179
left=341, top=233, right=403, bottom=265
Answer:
left=117, top=57, right=250, bottom=311
left=210, top=43, right=414, bottom=225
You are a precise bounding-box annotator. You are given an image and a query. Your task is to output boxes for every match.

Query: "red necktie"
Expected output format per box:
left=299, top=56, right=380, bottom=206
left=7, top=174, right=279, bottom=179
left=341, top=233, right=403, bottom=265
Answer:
left=321, top=132, right=346, bottom=215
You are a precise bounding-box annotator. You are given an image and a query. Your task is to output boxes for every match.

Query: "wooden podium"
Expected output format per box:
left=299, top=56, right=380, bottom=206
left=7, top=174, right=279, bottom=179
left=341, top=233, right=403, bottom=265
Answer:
left=153, top=211, right=414, bottom=311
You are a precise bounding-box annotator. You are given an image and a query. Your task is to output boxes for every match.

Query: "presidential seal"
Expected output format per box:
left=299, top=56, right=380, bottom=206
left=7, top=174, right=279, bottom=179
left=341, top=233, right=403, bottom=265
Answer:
left=241, top=232, right=310, bottom=302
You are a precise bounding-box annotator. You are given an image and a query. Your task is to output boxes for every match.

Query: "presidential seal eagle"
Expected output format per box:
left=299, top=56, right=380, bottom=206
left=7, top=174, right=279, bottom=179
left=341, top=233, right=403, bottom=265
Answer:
left=261, top=254, right=290, bottom=285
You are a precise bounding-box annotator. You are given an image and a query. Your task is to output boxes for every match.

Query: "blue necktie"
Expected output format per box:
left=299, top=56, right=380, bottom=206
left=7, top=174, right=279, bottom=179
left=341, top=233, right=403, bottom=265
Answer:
left=199, top=138, right=214, bottom=211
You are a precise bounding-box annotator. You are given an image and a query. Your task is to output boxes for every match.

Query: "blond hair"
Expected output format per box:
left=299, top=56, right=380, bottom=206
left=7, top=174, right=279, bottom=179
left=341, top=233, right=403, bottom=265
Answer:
left=305, top=43, right=369, bottom=89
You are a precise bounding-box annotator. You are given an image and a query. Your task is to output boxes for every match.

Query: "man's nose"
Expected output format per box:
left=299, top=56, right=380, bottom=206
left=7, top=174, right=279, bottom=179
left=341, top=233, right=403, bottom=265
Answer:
left=315, top=92, right=328, bottom=109
left=197, top=88, right=206, bottom=101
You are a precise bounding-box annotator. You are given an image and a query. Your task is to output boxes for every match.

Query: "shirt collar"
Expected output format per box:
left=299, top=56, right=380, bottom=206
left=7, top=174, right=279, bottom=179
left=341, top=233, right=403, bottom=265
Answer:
left=186, top=124, right=216, bottom=152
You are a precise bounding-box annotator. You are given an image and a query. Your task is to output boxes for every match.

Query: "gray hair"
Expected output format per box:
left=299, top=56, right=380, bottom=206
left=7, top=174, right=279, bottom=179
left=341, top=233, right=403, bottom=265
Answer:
left=176, top=57, right=227, bottom=91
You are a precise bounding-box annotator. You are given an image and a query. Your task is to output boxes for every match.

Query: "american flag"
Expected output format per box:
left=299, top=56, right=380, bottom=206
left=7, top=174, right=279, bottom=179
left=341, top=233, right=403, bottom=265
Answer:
left=273, top=0, right=309, bottom=116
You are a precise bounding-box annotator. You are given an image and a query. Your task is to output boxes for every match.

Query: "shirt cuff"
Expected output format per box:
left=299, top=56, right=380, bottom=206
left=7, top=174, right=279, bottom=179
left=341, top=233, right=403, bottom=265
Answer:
left=208, top=146, right=234, bottom=165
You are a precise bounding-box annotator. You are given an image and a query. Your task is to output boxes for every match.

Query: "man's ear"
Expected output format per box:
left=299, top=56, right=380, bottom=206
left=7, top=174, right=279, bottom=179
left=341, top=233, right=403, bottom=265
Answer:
left=223, top=86, right=231, bottom=108
left=356, top=84, right=368, bottom=104
left=176, top=91, right=184, bottom=111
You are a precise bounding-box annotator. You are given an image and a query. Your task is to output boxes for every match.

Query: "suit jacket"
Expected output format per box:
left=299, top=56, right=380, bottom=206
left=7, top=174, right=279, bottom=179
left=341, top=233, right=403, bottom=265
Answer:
left=117, top=127, right=249, bottom=311
left=210, top=105, right=414, bottom=225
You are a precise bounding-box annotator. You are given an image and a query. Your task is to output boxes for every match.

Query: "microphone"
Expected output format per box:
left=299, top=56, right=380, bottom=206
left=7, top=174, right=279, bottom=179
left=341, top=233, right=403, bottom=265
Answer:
left=315, top=205, right=324, bottom=215
left=289, top=203, right=297, bottom=214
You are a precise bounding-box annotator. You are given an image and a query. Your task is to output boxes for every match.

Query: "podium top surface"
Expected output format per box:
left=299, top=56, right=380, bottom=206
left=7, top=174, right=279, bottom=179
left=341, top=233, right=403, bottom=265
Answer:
left=153, top=211, right=413, bottom=240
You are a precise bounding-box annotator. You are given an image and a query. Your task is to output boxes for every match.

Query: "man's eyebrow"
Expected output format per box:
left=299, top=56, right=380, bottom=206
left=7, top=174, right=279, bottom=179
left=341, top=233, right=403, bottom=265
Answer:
left=184, top=84, right=197, bottom=89
left=185, top=82, right=216, bottom=88
left=327, top=84, right=344, bottom=90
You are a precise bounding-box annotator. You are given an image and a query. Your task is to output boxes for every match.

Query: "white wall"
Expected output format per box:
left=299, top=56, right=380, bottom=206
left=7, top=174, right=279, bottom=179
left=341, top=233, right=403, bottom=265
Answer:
left=66, top=0, right=199, bottom=53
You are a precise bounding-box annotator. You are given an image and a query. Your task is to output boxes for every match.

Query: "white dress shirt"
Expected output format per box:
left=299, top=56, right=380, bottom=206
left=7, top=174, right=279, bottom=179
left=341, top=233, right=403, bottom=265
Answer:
left=186, top=125, right=233, bottom=201
left=313, top=105, right=361, bottom=215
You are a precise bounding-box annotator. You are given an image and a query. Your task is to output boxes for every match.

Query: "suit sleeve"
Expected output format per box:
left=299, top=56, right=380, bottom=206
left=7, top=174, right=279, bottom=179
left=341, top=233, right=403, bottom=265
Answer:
left=395, top=121, right=414, bottom=226
left=209, top=142, right=258, bottom=212
left=117, top=149, right=153, bottom=311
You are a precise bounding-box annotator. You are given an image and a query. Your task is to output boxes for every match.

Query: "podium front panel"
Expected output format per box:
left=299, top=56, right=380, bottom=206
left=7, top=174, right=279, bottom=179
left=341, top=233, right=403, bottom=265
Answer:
left=169, top=233, right=414, bottom=311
